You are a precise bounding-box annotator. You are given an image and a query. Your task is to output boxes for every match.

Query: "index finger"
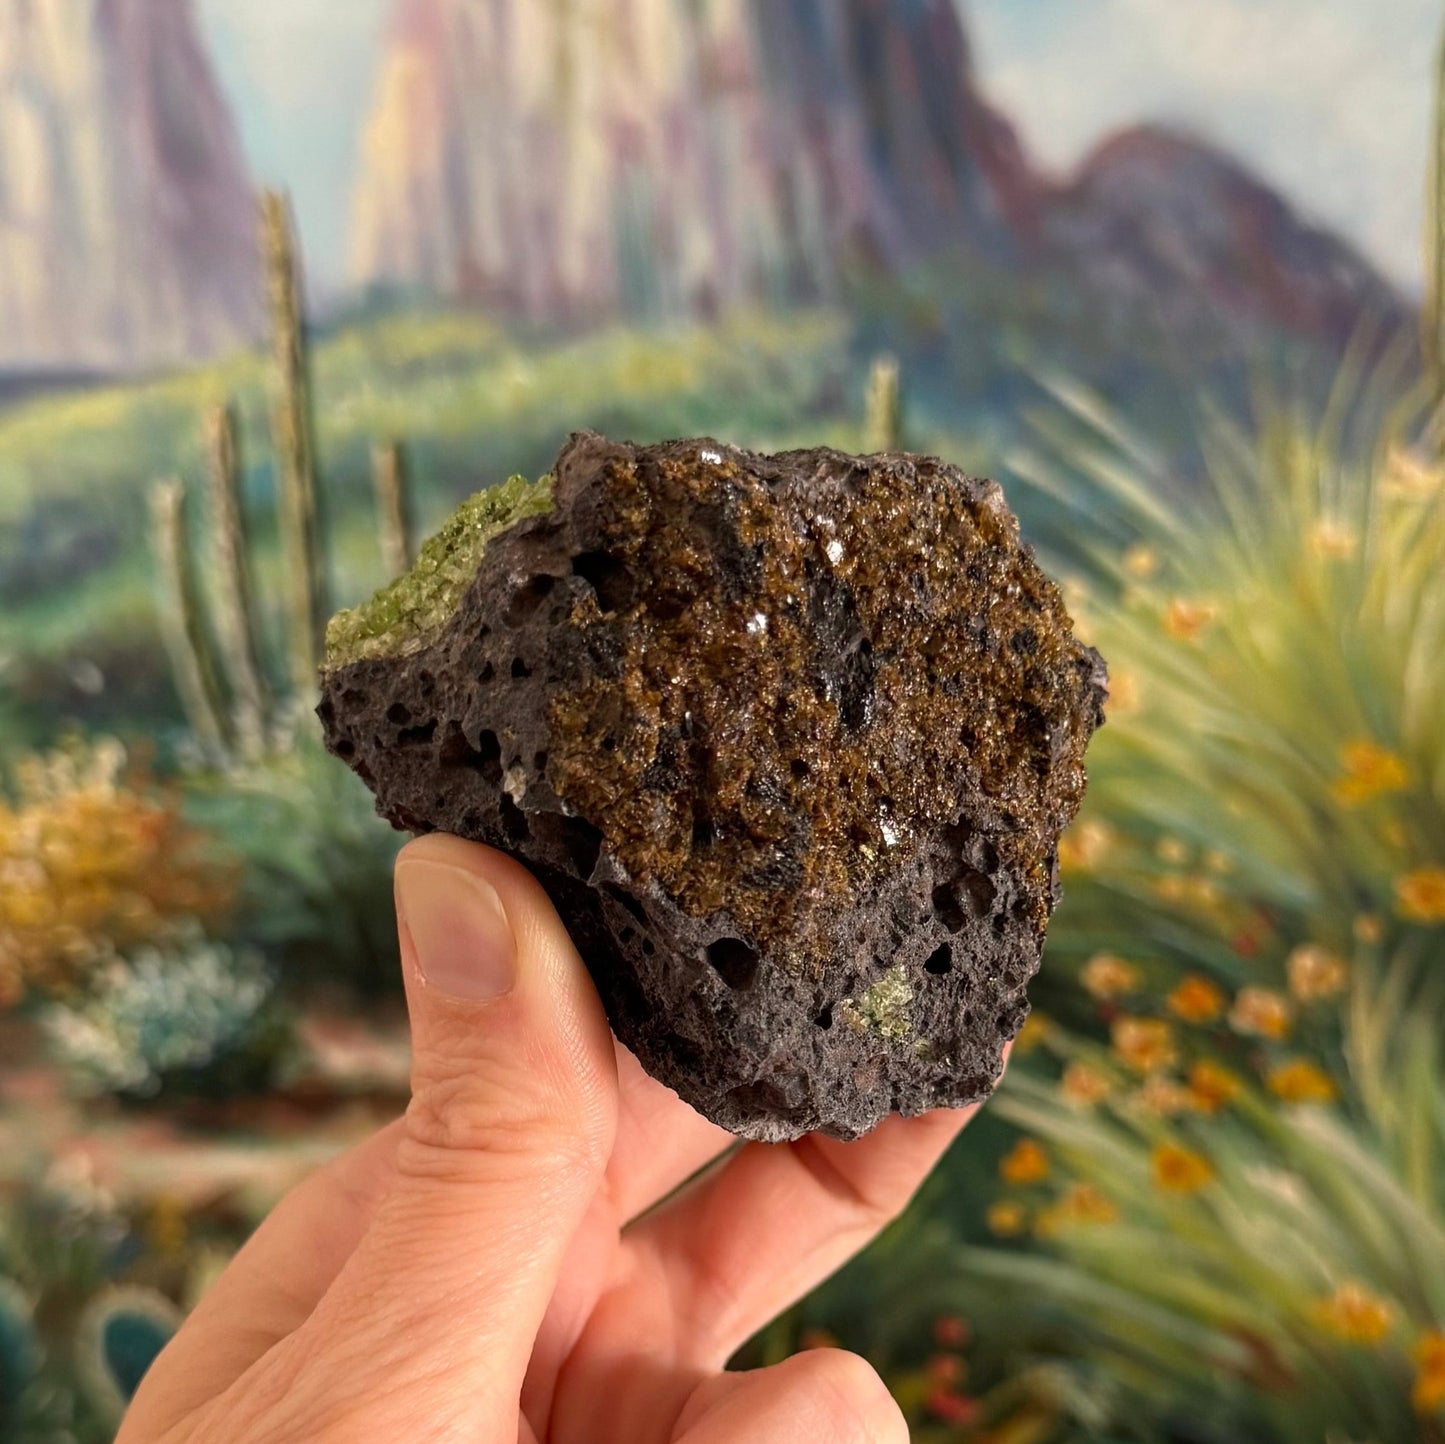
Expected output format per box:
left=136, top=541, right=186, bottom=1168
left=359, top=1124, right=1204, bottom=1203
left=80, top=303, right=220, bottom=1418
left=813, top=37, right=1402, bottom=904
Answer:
left=615, top=1093, right=991, bottom=1368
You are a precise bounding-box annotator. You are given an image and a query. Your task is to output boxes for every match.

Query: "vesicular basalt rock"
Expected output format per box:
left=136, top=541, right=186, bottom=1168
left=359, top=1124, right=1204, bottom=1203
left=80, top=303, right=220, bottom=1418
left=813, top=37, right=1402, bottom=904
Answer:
left=319, top=433, right=1107, bottom=1141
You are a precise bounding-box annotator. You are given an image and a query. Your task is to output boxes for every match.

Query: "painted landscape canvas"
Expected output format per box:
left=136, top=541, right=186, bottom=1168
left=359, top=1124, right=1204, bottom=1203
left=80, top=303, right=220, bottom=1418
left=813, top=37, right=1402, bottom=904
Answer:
left=2, top=1, right=1444, bottom=1439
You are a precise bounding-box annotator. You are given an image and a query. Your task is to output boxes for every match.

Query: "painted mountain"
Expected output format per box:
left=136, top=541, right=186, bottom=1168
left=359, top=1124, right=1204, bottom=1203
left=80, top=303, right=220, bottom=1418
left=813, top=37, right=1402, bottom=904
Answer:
left=350, top=0, right=1405, bottom=346
left=0, top=0, right=258, bottom=372
left=349, top=0, right=1037, bottom=319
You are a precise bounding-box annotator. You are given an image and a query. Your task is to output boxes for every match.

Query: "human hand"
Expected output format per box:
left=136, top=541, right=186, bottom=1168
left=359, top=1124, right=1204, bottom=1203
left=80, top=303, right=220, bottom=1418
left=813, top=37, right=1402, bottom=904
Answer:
left=120, top=834, right=997, bottom=1443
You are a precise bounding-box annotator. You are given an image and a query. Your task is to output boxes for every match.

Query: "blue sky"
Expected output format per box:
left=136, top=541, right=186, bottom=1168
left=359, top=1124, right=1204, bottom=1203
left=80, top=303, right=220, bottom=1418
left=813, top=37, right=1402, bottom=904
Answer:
left=197, top=0, right=1437, bottom=296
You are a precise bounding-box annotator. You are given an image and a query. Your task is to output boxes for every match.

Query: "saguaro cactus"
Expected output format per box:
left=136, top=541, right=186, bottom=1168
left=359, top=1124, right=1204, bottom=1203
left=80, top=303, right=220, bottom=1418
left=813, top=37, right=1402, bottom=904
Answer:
left=205, top=403, right=269, bottom=756
left=372, top=440, right=414, bottom=579
left=1427, top=15, right=1445, bottom=414
left=865, top=352, right=904, bottom=453
left=262, top=190, right=327, bottom=693
left=150, top=480, right=231, bottom=763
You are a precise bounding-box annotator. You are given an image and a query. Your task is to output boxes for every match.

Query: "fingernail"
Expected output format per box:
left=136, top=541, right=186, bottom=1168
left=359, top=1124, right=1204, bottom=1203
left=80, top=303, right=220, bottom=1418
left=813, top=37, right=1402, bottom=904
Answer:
left=395, top=860, right=516, bottom=1001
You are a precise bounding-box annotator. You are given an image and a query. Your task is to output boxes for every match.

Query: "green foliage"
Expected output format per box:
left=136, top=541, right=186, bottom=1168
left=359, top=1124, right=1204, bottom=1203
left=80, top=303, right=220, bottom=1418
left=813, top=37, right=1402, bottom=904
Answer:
left=942, top=378, right=1445, bottom=1441
left=185, top=733, right=406, bottom=994
left=0, top=1278, right=39, bottom=1435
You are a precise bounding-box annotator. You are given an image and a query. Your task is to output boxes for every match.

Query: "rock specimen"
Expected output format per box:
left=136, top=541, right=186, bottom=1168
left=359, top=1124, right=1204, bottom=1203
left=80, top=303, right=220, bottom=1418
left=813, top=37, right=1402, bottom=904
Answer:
left=319, top=433, right=1107, bottom=1141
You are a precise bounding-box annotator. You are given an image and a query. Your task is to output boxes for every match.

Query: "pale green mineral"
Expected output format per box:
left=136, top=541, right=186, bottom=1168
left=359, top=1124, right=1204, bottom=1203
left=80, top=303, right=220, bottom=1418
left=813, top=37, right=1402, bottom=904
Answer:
left=836, top=965, right=914, bottom=1042
left=324, top=473, right=552, bottom=668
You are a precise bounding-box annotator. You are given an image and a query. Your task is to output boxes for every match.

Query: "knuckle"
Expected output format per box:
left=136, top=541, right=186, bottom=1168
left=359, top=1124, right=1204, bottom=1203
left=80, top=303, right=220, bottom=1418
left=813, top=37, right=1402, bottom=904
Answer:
left=400, top=1063, right=601, bottom=1188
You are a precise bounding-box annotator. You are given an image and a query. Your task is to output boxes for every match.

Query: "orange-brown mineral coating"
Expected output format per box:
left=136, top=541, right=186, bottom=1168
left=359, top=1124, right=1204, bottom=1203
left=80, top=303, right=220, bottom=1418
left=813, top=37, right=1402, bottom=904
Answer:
left=547, top=441, right=1097, bottom=964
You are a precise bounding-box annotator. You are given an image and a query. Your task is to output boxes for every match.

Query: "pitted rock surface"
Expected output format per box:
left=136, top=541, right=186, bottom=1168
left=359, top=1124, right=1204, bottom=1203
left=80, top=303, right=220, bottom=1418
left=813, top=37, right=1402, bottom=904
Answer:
left=319, top=432, right=1107, bottom=1140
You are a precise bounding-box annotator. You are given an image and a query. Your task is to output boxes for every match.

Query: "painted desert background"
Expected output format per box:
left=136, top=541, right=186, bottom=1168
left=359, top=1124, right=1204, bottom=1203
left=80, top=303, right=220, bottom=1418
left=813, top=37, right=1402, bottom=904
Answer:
left=1, top=2, right=1444, bottom=1439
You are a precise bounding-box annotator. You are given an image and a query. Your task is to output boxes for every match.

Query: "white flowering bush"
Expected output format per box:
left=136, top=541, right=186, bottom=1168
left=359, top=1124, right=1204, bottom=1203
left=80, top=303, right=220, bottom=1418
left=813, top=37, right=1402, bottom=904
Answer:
left=41, top=928, right=287, bottom=1099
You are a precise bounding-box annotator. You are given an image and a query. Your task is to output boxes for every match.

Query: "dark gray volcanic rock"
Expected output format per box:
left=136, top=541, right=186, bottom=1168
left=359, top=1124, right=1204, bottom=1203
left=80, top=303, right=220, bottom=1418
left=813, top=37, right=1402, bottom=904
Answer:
left=319, top=433, right=1107, bottom=1141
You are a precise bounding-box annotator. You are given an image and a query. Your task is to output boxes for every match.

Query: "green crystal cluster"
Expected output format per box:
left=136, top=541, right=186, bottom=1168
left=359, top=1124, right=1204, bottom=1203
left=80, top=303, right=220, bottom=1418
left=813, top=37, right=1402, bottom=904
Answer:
left=325, top=473, right=553, bottom=668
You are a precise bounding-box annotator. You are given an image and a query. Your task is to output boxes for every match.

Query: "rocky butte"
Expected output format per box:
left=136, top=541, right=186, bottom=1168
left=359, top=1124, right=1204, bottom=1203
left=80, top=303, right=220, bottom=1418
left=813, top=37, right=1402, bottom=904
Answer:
left=350, top=0, right=1404, bottom=348
left=0, top=0, right=258, bottom=371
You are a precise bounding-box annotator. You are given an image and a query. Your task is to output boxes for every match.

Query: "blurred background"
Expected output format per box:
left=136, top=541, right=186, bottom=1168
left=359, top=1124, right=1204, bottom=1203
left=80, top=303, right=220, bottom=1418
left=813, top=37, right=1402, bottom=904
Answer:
left=1, top=1, right=1443, bottom=1439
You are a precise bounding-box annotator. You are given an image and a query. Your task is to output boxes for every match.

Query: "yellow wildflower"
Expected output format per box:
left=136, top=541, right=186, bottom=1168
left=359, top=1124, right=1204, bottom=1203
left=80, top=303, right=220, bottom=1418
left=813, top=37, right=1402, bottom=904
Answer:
left=1266, top=1058, right=1339, bottom=1104
left=1080, top=952, right=1142, bottom=1000
left=1111, top=1016, right=1177, bottom=1073
left=1203, top=849, right=1233, bottom=875
left=1187, top=1060, right=1243, bottom=1114
left=1156, top=836, right=1190, bottom=866
left=986, top=1200, right=1028, bottom=1237
left=1353, top=913, right=1384, bottom=945
left=1397, top=867, right=1445, bottom=924
left=1135, top=1075, right=1200, bottom=1117
left=1058, top=819, right=1114, bottom=873
left=1163, top=598, right=1217, bottom=642
left=1313, top=1282, right=1394, bottom=1344
left=1414, top=1330, right=1445, bottom=1414
left=1060, top=1060, right=1114, bottom=1106
left=1151, top=1143, right=1214, bottom=1194
left=1057, top=1181, right=1120, bottom=1225
left=1332, top=741, right=1408, bottom=806
left=1286, top=944, right=1348, bottom=1002
left=1307, top=517, right=1357, bottom=559
left=1037, top=1182, right=1121, bottom=1236
left=1167, top=975, right=1226, bottom=1024
left=1123, top=544, right=1160, bottom=579
left=1229, top=987, right=1293, bottom=1040
left=999, top=1139, right=1050, bottom=1185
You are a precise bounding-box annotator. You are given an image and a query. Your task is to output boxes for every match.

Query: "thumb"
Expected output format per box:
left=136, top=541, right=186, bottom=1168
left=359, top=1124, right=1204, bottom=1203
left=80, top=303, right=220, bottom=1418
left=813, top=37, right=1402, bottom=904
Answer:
left=279, top=834, right=618, bottom=1434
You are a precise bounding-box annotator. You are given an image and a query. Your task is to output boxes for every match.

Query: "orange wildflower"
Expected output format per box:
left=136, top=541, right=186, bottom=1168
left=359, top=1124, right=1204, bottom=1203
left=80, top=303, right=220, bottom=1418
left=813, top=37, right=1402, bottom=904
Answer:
left=986, top=1200, right=1028, bottom=1237
left=1151, top=1143, right=1214, bottom=1194
left=1187, top=1060, right=1243, bottom=1114
left=1307, top=517, right=1357, bottom=559
left=1111, top=1016, right=1177, bottom=1073
left=1135, top=1075, right=1200, bottom=1117
left=1058, top=818, right=1114, bottom=872
left=1266, top=1059, right=1339, bottom=1104
left=999, top=1138, right=1050, bottom=1185
left=1332, top=741, right=1408, bottom=806
left=1286, top=944, right=1348, bottom=1002
left=1107, top=668, right=1142, bottom=717
left=1060, top=1060, right=1114, bottom=1106
left=1397, top=867, right=1445, bottom=924
left=1057, top=1182, right=1121, bottom=1225
left=1123, top=544, right=1160, bottom=579
left=1414, top=1330, right=1445, bottom=1413
left=1353, top=913, right=1385, bottom=945
left=1229, top=987, right=1293, bottom=1040
left=1081, top=952, right=1142, bottom=1000
left=1167, top=975, right=1226, bottom=1023
left=798, top=1327, right=839, bottom=1351
left=1382, top=446, right=1444, bottom=501
left=1312, top=1282, right=1394, bottom=1344
left=1163, top=598, right=1218, bottom=642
